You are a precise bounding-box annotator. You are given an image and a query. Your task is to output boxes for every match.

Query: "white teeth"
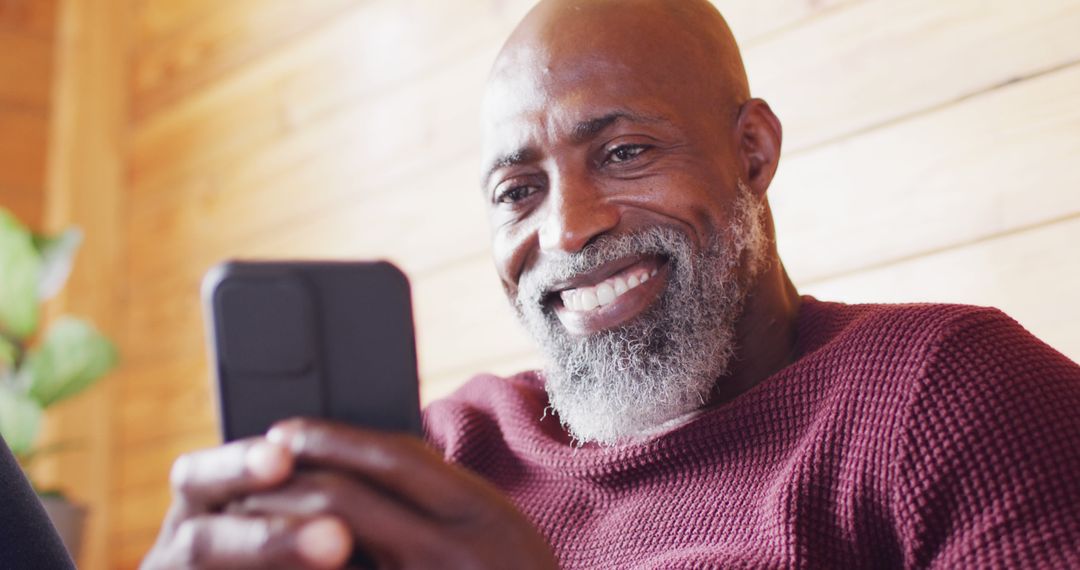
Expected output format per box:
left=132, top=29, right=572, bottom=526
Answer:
left=580, top=289, right=599, bottom=311
left=596, top=283, right=616, bottom=306
left=559, top=266, right=660, bottom=312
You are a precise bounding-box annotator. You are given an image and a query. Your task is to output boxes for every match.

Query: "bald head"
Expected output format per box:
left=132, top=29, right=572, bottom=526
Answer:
left=485, top=0, right=750, bottom=138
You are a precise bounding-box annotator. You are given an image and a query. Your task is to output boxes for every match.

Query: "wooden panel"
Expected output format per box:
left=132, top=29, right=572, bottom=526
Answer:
left=803, top=216, right=1080, bottom=363
left=0, top=186, right=42, bottom=228
left=126, top=47, right=495, bottom=298
left=0, top=108, right=48, bottom=190
left=132, top=0, right=360, bottom=119
left=116, top=357, right=216, bottom=449
left=39, top=0, right=129, bottom=568
left=745, top=0, right=1080, bottom=152
left=133, top=0, right=227, bottom=45
left=772, top=61, right=1080, bottom=283
left=0, top=31, right=52, bottom=108
left=128, top=0, right=533, bottom=194
left=714, top=0, right=855, bottom=45
left=0, top=0, right=57, bottom=36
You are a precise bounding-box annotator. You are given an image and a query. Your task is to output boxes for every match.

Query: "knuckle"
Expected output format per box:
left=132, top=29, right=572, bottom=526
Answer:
left=169, top=454, right=194, bottom=493
left=172, top=519, right=204, bottom=566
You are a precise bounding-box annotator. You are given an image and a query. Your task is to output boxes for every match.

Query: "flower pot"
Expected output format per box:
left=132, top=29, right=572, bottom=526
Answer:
left=39, top=495, right=86, bottom=560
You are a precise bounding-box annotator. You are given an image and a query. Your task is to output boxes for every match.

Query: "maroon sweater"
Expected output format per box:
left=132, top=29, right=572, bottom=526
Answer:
left=424, top=299, right=1080, bottom=568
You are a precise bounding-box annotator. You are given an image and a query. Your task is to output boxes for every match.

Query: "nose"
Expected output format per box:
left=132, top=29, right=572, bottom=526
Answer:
left=537, top=172, right=620, bottom=254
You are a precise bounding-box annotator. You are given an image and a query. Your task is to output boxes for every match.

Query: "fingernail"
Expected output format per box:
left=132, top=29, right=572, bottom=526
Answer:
left=297, top=517, right=352, bottom=569
left=245, top=441, right=290, bottom=481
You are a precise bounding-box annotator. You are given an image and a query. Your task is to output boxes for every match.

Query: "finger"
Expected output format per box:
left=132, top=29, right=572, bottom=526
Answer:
left=267, top=419, right=484, bottom=518
left=170, top=438, right=294, bottom=515
left=233, top=471, right=442, bottom=563
left=164, top=514, right=351, bottom=570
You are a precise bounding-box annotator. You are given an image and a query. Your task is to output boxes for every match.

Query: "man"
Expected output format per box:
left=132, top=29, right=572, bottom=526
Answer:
left=143, top=0, right=1080, bottom=567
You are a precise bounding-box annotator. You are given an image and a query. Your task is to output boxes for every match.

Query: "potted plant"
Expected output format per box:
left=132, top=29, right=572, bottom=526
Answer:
left=0, top=207, right=119, bottom=559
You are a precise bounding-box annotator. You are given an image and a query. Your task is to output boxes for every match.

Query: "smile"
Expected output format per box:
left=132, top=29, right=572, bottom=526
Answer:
left=550, top=255, right=670, bottom=335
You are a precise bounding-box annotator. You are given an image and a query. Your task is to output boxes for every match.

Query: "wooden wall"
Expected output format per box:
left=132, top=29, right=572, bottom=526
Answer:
left=0, top=0, right=57, bottom=228
left=15, top=0, right=1080, bottom=567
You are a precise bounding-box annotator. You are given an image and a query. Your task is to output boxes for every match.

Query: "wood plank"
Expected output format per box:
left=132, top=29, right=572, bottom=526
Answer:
left=0, top=107, right=48, bottom=190
left=0, top=0, right=57, bottom=37
left=0, top=185, right=43, bottom=228
left=713, top=0, right=856, bottom=45
left=39, top=0, right=129, bottom=568
left=128, top=0, right=532, bottom=192
left=771, top=61, right=1080, bottom=283
left=802, top=216, right=1080, bottom=363
left=132, top=0, right=221, bottom=45
left=126, top=47, right=494, bottom=295
left=132, top=0, right=360, bottom=119
left=0, top=31, right=52, bottom=108
left=115, top=356, right=217, bottom=449
left=745, top=0, right=1080, bottom=152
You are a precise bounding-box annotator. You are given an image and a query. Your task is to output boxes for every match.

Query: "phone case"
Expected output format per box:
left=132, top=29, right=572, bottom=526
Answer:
left=202, top=260, right=423, bottom=441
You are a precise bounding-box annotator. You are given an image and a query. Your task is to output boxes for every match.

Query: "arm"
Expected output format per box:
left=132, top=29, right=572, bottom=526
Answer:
left=893, top=308, right=1080, bottom=568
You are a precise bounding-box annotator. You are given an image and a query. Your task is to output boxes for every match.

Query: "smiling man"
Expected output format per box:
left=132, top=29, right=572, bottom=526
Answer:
left=144, top=0, right=1080, bottom=568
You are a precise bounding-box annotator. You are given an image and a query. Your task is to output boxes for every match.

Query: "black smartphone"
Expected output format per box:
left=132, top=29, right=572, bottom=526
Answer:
left=201, top=260, right=423, bottom=441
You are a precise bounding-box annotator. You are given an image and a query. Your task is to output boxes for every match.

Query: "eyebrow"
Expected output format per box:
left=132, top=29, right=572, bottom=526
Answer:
left=482, top=110, right=669, bottom=187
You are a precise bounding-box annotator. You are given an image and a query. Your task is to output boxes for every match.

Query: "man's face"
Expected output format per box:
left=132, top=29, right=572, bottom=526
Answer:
left=480, top=34, right=767, bottom=444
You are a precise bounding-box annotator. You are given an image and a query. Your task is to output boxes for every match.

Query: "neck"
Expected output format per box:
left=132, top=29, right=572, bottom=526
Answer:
left=713, top=258, right=801, bottom=403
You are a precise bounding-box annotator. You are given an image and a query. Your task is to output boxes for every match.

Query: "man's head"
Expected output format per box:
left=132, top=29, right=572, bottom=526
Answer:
left=480, top=0, right=786, bottom=445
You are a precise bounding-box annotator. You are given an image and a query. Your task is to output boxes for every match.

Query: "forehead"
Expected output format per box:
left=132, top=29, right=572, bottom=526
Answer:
left=480, top=42, right=688, bottom=164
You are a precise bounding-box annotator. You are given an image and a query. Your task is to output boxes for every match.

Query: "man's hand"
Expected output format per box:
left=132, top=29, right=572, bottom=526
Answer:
left=141, top=420, right=557, bottom=569
left=140, top=437, right=352, bottom=569
left=233, top=418, right=558, bottom=569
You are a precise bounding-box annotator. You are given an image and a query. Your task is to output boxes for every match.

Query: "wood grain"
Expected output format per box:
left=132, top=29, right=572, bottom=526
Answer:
left=803, top=216, right=1080, bottom=362
left=0, top=107, right=48, bottom=191
left=37, top=0, right=129, bottom=568
left=746, top=0, right=1080, bottom=152
left=0, top=0, right=57, bottom=37
left=0, top=30, right=52, bottom=108
left=771, top=61, right=1080, bottom=283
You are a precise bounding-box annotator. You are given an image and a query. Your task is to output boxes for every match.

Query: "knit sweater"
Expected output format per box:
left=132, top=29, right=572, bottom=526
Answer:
left=424, top=298, right=1080, bottom=569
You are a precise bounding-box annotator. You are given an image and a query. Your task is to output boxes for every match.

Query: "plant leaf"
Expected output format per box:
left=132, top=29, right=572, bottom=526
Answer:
left=0, top=383, right=43, bottom=456
left=0, top=209, right=42, bottom=339
left=24, top=316, right=118, bottom=408
left=0, top=335, right=16, bottom=377
left=32, top=227, right=83, bottom=301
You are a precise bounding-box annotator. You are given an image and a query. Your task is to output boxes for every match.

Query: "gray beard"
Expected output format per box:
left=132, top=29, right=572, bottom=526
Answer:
left=513, top=187, right=768, bottom=446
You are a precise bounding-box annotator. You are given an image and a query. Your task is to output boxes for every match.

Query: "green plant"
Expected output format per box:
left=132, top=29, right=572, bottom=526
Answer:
left=0, top=207, right=118, bottom=481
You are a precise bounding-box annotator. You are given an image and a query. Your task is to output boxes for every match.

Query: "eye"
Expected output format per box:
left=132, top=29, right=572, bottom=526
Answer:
left=605, top=144, right=649, bottom=165
left=495, top=185, right=540, bottom=205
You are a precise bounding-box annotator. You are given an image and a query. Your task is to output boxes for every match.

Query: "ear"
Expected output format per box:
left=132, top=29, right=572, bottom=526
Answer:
left=735, top=98, right=783, bottom=196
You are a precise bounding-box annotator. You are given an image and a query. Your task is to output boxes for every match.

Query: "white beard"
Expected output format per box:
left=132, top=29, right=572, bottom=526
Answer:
left=513, top=185, right=768, bottom=446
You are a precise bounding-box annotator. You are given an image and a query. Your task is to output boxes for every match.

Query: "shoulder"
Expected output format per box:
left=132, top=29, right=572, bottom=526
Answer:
left=422, top=370, right=552, bottom=461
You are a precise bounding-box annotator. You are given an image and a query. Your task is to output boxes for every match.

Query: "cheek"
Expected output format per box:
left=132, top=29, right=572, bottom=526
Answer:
left=491, top=221, right=539, bottom=293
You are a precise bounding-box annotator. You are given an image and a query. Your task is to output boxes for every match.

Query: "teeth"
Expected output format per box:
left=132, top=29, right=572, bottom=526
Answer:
left=596, top=283, right=616, bottom=305
left=559, top=266, right=658, bottom=312
left=580, top=289, right=599, bottom=311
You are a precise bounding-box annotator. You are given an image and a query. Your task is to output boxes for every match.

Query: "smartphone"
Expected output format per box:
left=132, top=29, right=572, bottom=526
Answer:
left=202, top=260, right=423, bottom=441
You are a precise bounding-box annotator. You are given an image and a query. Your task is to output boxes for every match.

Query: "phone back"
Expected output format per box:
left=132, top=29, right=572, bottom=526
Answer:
left=203, top=261, right=422, bottom=441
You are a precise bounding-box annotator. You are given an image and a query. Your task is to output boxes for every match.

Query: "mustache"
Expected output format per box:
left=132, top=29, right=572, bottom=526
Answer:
left=515, top=228, right=684, bottom=311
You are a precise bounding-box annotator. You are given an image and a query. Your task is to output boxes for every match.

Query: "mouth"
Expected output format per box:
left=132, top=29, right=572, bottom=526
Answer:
left=545, top=254, right=670, bottom=336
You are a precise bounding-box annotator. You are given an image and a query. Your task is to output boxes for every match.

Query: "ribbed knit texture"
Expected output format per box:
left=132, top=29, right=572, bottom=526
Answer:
left=424, top=298, right=1080, bottom=569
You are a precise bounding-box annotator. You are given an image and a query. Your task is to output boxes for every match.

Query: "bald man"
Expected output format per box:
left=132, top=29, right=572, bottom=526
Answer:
left=143, top=1, right=1080, bottom=568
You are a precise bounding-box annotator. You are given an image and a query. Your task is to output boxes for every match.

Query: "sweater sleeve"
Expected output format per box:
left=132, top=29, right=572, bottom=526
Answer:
left=892, top=307, right=1080, bottom=569
left=0, top=436, right=75, bottom=569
